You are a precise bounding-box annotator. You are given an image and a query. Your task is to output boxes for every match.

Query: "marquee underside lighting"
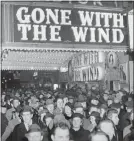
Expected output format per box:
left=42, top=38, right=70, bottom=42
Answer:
left=1, top=49, right=127, bottom=70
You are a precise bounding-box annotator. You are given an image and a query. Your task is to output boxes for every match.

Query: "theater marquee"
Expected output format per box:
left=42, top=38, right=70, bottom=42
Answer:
left=14, top=5, right=128, bottom=46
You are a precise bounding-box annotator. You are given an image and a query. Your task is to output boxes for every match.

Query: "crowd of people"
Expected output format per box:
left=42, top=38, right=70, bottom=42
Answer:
left=1, top=85, right=134, bottom=141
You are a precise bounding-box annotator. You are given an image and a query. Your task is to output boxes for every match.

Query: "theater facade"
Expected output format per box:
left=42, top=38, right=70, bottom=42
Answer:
left=1, top=1, right=133, bottom=92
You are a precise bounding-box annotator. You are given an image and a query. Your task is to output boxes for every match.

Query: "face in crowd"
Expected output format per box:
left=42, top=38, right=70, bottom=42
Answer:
left=114, top=97, right=120, bottom=103
left=39, top=94, right=43, bottom=99
left=57, top=99, right=64, bottom=109
left=81, top=102, right=87, bottom=109
left=12, top=99, right=20, bottom=108
left=68, top=98, right=73, bottom=104
left=12, top=111, right=20, bottom=119
left=126, top=106, right=133, bottom=113
left=74, top=107, right=84, bottom=115
left=40, top=113, right=46, bottom=122
left=90, top=116, right=96, bottom=125
left=34, top=101, right=40, bottom=109
left=114, top=107, right=120, bottom=115
left=89, top=106, right=98, bottom=115
left=15, top=92, right=20, bottom=97
left=100, top=108, right=106, bottom=118
left=38, top=106, right=44, bottom=113
left=103, top=94, right=109, bottom=101
left=45, top=117, right=53, bottom=127
left=72, top=117, right=82, bottom=129
left=91, top=99, right=99, bottom=105
left=107, top=99, right=113, bottom=106
left=51, top=125, right=70, bottom=141
left=63, top=97, right=68, bottom=105
left=64, top=105, right=72, bottom=116
left=46, top=104, right=54, bottom=114
left=2, top=94, right=6, bottom=103
left=111, top=113, right=119, bottom=125
left=21, top=111, right=33, bottom=124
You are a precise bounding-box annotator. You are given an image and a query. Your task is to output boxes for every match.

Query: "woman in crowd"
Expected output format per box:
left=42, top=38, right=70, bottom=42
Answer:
left=88, top=111, right=101, bottom=132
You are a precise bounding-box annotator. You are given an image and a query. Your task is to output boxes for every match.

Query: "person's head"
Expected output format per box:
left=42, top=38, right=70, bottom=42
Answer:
left=116, top=91, right=124, bottom=101
left=74, top=102, right=84, bottom=115
left=68, top=96, right=74, bottom=104
left=107, top=109, right=119, bottom=125
left=20, top=105, right=33, bottom=124
left=110, top=103, right=121, bottom=114
left=89, top=131, right=110, bottom=141
left=103, top=93, right=109, bottom=101
left=26, top=124, right=43, bottom=141
left=2, top=94, right=6, bottom=102
left=13, top=105, right=22, bottom=119
left=77, top=95, right=87, bottom=109
left=56, top=98, right=63, bottom=109
left=39, top=108, right=48, bottom=122
left=72, top=113, right=83, bottom=129
left=29, top=97, right=39, bottom=109
left=87, top=90, right=92, bottom=97
left=63, top=97, right=68, bottom=105
left=128, top=95, right=133, bottom=101
left=15, top=92, right=20, bottom=97
left=64, top=103, right=72, bottom=116
left=11, top=97, right=20, bottom=108
left=5, top=95, right=11, bottom=105
left=126, top=106, right=133, bottom=113
left=39, top=94, right=43, bottom=99
left=90, top=112, right=100, bottom=125
left=81, top=101, right=87, bottom=109
left=125, top=100, right=133, bottom=113
left=113, top=97, right=120, bottom=103
left=97, top=120, right=115, bottom=140
left=38, top=105, right=44, bottom=113
left=91, top=98, right=99, bottom=105
left=1, top=105, right=7, bottom=114
left=100, top=104, right=107, bottom=118
left=89, top=105, right=99, bottom=115
left=107, top=99, right=113, bottom=107
left=51, top=122, right=70, bottom=141
left=31, top=95, right=35, bottom=100
left=34, top=99, right=40, bottom=109
left=46, top=99, right=54, bottom=114
left=43, top=113, right=53, bottom=127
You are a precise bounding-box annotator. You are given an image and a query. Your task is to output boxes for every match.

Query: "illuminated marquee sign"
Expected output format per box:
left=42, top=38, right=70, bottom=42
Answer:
left=14, top=6, right=128, bottom=45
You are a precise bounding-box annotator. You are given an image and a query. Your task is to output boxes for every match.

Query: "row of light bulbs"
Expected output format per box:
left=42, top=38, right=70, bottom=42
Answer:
left=2, top=66, right=68, bottom=71
left=4, top=52, right=73, bottom=61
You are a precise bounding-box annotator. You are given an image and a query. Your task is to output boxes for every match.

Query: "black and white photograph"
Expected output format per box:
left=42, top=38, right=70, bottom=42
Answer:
left=1, top=1, right=134, bottom=141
